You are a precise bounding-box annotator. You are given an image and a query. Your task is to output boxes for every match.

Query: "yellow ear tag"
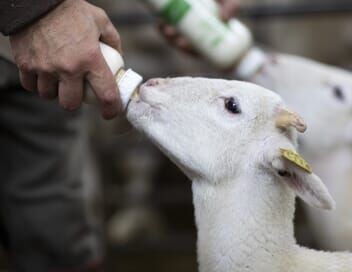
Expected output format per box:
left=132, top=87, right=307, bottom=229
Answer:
left=280, top=148, right=313, bottom=174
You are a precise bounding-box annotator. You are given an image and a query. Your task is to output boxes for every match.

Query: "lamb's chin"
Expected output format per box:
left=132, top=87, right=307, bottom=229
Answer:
left=126, top=99, right=153, bottom=126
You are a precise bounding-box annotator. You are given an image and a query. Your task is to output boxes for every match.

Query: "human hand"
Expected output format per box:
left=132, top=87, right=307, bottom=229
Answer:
left=160, top=0, right=240, bottom=54
left=10, top=0, right=122, bottom=119
left=216, top=0, right=240, bottom=21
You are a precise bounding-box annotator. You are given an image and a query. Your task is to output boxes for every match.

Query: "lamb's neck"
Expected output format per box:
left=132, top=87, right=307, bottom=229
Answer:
left=192, top=172, right=297, bottom=272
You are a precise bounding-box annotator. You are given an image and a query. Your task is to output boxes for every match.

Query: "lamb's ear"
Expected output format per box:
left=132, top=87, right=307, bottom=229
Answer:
left=269, top=149, right=335, bottom=210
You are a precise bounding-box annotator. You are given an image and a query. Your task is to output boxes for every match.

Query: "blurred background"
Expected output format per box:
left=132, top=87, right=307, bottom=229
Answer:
left=1, top=0, right=352, bottom=271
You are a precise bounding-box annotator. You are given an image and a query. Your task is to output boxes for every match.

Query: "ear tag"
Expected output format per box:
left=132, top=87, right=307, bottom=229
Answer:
left=280, top=148, right=313, bottom=174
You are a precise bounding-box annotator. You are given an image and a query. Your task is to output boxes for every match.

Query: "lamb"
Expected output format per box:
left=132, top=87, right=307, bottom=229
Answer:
left=126, top=77, right=352, bottom=272
left=245, top=52, right=352, bottom=250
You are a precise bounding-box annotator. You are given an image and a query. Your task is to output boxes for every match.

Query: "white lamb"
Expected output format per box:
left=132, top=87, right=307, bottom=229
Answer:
left=245, top=52, right=352, bottom=250
left=126, top=77, right=352, bottom=272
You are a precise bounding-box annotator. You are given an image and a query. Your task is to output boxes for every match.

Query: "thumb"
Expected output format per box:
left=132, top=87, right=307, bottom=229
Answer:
left=100, top=19, right=123, bottom=53
left=86, top=49, right=122, bottom=119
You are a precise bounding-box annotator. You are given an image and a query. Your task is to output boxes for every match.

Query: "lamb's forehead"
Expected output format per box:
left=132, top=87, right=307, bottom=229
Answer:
left=276, top=53, right=352, bottom=84
left=325, top=66, right=352, bottom=84
left=169, top=77, right=282, bottom=105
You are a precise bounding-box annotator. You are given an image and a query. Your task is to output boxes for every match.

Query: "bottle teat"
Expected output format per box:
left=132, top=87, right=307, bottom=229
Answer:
left=84, top=43, right=143, bottom=110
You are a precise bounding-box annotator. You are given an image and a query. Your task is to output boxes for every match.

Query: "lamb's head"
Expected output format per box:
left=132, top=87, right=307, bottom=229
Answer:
left=252, top=53, right=352, bottom=155
left=127, top=77, right=335, bottom=210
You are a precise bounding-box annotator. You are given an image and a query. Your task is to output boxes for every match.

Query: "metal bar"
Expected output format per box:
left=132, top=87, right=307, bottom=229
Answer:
left=110, top=13, right=154, bottom=26
left=239, top=1, right=352, bottom=19
left=109, top=1, right=352, bottom=26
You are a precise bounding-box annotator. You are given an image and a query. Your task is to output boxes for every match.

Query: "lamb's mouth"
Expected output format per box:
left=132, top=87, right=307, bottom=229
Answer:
left=131, top=87, right=140, bottom=99
left=129, top=83, right=164, bottom=111
left=126, top=85, right=162, bottom=122
left=125, top=88, right=140, bottom=110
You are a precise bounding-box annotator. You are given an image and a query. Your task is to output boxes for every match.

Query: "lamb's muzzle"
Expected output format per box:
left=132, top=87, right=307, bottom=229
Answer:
left=275, top=108, right=307, bottom=133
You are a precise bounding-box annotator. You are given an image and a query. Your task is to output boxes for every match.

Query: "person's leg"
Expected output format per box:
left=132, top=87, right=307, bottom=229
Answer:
left=0, top=58, right=103, bottom=272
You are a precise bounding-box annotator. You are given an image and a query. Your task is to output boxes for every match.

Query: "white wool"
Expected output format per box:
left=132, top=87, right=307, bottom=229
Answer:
left=127, top=77, right=351, bottom=272
left=248, top=52, right=352, bottom=250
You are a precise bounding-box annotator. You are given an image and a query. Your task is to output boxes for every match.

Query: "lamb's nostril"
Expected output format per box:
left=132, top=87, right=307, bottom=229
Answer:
left=145, top=78, right=164, bottom=87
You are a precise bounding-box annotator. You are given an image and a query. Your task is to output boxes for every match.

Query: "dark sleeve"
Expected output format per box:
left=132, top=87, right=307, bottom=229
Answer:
left=0, top=0, right=65, bottom=36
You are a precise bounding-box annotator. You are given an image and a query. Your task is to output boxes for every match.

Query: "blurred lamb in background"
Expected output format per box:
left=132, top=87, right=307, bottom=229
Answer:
left=246, top=52, right=352, bottom=251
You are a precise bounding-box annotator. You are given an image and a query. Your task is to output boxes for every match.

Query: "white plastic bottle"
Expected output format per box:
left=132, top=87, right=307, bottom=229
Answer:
left=197, top=0, right=267, bottom=79
left=84, top=43, right=143, bottom=110
left=146, top=0, right=252, bottom=69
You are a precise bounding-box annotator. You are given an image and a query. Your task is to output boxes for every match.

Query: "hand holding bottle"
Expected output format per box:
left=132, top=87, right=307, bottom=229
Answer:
left=10, top=0, right=123, bottom=119
left=158, top=0, right=242, bottom=61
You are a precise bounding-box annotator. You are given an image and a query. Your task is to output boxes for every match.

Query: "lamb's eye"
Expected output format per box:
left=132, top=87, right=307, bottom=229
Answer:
left=277, top=170, right=291, bottom=177
left=225, top=97, right=241, bottom=114
left=332, top=86, right=345, bottom=101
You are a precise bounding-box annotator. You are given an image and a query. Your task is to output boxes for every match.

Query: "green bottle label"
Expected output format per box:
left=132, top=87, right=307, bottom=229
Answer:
left=161, top=0, right=191, bottom=25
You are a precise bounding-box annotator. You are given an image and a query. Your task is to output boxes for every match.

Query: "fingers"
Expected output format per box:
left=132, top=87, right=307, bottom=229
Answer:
left=20, top=70, right=59, bottom=100
left=19, top=70, right=37, bottom=91
left=158, top=22, right=198, bottom=56
left=37, top=73, right=58, bottom=99
left=17, top=43, right=120, bottom=119
left=174, top=37, right=196, bottom=54
left=88, top=9, right=122, bottom=118
left=159, top=23, right=178, bottom=40
left=58, top=76, right=83, bottom=112
left=86, top=50, right=121, bottom=119
left=217, top=0, right=240, bottom=21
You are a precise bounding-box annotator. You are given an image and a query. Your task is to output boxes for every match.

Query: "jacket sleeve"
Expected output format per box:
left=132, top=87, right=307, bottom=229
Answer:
left=0, top=0, right=65, bottom=35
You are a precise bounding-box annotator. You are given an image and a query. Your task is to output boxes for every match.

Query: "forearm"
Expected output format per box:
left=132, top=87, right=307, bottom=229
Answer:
left=0, top=0, right=64, bottom=35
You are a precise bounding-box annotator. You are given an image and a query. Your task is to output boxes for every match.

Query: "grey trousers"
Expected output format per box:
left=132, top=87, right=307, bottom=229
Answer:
left=0, top=58, right=103, bottom=272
